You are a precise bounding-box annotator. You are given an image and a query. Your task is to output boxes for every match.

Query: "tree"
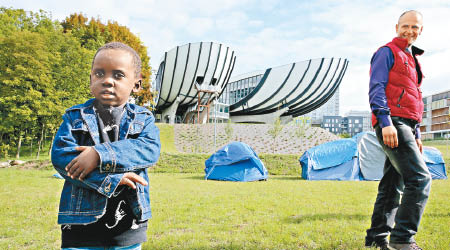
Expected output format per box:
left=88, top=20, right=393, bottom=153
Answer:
left=0, top=8, right=93, bottom=158
left=225, top=119, right=234, bottom=143
left=0, top=8, right=153, bottom=159
left=268, top=117, right=284, bottom=154
left=61, top=13, right=153, bottom=106
left=294, top=117, right=309, bottom=139
left=0, top=30, right=52, bottom=158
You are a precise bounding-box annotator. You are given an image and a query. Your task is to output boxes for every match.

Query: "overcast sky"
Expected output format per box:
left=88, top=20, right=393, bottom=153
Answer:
left=3, top=0, right=450, bottom=115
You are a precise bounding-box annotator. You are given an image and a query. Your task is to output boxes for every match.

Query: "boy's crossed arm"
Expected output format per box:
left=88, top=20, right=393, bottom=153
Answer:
left=66, top=146, right=147, bottom=189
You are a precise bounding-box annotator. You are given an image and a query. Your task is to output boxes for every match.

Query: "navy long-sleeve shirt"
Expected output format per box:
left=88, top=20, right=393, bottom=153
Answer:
left=369, top=47, right=421, bottom=139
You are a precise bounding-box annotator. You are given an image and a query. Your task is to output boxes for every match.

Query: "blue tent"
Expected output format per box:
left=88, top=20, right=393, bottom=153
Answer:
left=205, top=142, right=268, bottom=181
left=300, top=131, right=447, bottom=181
left=299, top=139, right=362, bottom=181
left=423, top=146, right=447, bottom=179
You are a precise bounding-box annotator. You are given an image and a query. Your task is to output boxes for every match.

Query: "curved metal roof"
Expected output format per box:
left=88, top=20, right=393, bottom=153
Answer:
left=154, top=42, right=236, bottom=111
left=228, top=58, right=349, bottom=117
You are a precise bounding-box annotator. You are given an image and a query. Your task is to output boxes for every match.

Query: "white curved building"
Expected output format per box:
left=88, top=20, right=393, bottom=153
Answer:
left=219, top=58, right=348, bottom=123
left=154, top=42, right=236, bottom=123
left=155, top=42, right=349, bottom=124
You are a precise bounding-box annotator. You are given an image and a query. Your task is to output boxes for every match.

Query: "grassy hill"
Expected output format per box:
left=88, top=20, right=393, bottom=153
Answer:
left=158, top=123, right=339, bottom=155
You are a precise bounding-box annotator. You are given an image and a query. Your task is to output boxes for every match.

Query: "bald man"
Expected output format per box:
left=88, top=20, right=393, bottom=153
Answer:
left=366, top=10, right=431, bottom=250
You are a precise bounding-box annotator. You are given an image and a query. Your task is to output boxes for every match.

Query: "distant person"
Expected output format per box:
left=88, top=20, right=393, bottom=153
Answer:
left=366, top=10, right=431, bottom=250
left=51, top=42, right=161, bottom=250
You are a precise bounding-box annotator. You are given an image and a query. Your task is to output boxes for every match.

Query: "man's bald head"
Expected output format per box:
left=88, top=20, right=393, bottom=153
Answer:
left=398, top=10, right=423, bottom=25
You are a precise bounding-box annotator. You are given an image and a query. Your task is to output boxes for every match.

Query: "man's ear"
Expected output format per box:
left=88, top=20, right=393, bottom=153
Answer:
left=133, top=80, right=142, bottom=93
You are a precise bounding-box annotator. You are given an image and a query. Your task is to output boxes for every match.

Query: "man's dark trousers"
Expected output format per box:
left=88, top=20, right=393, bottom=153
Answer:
left=366, top=117, right=432, bottom=245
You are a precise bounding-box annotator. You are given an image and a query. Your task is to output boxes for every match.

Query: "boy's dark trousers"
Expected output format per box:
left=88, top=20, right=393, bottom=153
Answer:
left=366, top=116, right=432, bottom=245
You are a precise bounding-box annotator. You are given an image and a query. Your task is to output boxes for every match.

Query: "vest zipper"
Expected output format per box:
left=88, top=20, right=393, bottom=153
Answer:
left=397, top=89, right=405, bottom=108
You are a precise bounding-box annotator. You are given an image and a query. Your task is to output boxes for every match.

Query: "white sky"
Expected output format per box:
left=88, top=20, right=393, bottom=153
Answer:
left=2, top=0, right=450, bottom=115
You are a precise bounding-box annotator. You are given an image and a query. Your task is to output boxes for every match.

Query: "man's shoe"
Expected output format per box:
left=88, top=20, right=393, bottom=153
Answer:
left=388, top=242, right=422, bottom=250
left=365, top=240, right=391, bottom=250
left=378, top=242, right=392, bottom=250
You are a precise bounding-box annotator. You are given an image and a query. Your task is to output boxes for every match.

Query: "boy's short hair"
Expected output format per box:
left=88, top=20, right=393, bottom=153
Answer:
left=93, top=42, right=142, bottom=77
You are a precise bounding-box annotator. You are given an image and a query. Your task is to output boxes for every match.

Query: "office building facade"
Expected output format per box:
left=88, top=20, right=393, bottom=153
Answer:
left=322, top=115, right=364, bottom=136
left=421, top=89, right=450, bottom=139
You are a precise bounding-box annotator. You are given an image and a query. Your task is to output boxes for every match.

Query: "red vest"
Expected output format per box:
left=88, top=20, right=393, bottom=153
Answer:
left=371, top=37, right=424, bottom=126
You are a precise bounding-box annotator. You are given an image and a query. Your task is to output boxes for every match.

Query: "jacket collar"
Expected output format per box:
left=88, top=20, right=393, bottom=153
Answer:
left=392, top=37, right=424, bottom=56
left=411, top=45, right=424, bottom=56
left=67, top=99, right=134, bottom=145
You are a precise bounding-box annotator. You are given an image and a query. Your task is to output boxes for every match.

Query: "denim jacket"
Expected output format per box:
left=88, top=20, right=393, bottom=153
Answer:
left=51, top=98, right=160, bottom=225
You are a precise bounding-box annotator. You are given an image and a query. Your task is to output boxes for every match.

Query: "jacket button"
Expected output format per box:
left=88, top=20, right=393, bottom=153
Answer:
left=104, top=183, right=111, bottom=193
left=105, top=164, right=111, bottom=171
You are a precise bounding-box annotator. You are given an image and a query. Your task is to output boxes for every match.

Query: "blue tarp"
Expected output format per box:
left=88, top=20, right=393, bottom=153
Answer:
left=423, top=146, right=447, bottom=180
left=300, top=132, right=447, bottom=181
left=205, top=142, right=268, bottom=181
left=300, top=139, right=361, bottom=181
left=304, top=139, right=357, bottom=170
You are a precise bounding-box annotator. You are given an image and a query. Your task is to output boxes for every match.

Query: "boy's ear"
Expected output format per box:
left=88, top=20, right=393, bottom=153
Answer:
left=132, top=80, right=142, bottom=93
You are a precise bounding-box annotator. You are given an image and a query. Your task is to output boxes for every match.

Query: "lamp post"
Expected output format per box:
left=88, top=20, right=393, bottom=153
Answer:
left=214, top=99, right=217, bottom=149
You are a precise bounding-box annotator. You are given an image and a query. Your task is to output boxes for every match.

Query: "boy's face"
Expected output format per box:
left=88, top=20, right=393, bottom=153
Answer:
left=90, top=49, right=140, bottom=107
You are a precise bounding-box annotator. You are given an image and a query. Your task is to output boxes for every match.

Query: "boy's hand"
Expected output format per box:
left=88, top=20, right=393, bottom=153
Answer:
left=119, top=172, right=148, bottom=189
left=66, top=146, right=100, bottom=180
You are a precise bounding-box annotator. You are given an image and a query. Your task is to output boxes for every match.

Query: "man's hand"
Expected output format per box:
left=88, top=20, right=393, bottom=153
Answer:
left=382, top=125, right=398, bottom=148
left=119, top=172, right=148, bottom=189
left=65, top=146, right=100, bottom=180
left=416, top=138, right=423, bottom=154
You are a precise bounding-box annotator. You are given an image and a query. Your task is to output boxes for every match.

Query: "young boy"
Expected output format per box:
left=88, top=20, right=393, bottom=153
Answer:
left=51, top=42, right=160, bottom=250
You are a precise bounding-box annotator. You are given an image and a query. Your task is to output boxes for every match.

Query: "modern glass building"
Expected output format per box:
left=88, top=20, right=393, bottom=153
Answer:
left=218, top=72, right=263, bottom=105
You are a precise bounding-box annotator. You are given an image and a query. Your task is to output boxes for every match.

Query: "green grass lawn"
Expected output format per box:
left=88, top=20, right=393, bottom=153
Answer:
left=156, top=123, right=177, bottom=153
left=1, top=169, right=448, bottom=249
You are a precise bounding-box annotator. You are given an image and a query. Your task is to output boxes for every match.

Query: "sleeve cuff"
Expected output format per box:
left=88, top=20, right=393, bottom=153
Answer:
left=97, top=173, right=123, bottom=198
left=415, top=126, right=421, bottom=139
left=94, top=143, right=116, bottom=173
left=377, top=115, right=393, bottom=128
